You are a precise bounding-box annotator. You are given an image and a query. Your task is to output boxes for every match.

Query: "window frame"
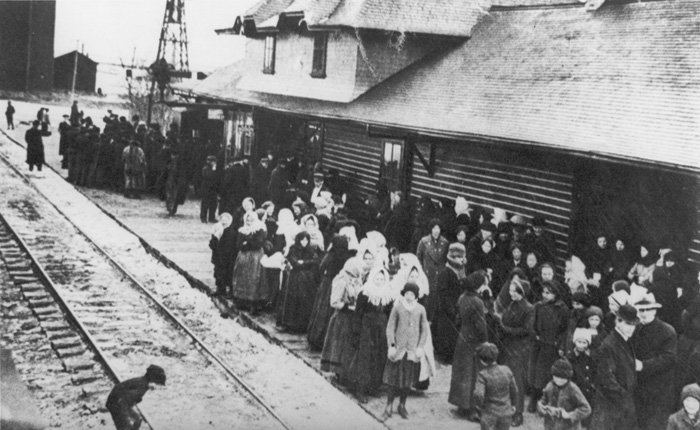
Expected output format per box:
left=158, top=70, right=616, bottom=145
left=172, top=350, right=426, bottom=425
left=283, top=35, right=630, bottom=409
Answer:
left=263, top=35, right=276, bottom=74
left=381, top=139, right=405, bottom=191
left=310, top=33, right=328, bottom=79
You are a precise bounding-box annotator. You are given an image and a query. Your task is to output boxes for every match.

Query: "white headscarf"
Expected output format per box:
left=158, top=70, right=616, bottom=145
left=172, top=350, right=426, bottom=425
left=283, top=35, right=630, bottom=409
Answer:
left=301, top=213, right=325, bottom=251
left=455, top=196, right=470, bottom=216
left=391, top=253, right=430, bottom=298
left=238, top=211, right=266, bottom=235
left=361, top=267, right=395, bottom=307
left=212, top=213, right=233, bottom=240
left=338, top=225, right=359, bottom=250
left=276, top=208, right=301, bottom=255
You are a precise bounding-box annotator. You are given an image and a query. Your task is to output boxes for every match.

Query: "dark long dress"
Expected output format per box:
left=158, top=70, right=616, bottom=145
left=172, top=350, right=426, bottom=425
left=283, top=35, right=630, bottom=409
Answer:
left=231, top=228, right=267, bottom=302
left=343, top=294, right=390, bottom=393
left=278, top=243, right=320, bottom=332
left=432, top=266, right=464, bottom=363
left=448, top=290, right=488, bottom=410
left=213, top=226, right=237, bottom=294
left=528, top=299, right=570, bottom=390
left=499, top=298, right=534, bottom=414
left=416, top=234, right=450, bottom=321
left=307, top=242, right=353, bottom=350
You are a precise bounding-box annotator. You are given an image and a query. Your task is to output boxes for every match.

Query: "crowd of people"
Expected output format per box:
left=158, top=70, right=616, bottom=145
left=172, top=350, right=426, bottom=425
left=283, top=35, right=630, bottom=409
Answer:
left=208, top=174, right=700, bottom=429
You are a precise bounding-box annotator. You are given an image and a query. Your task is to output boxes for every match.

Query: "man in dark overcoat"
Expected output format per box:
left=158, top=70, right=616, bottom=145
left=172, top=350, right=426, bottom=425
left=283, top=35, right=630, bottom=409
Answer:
left=106, top=365, right=165, bottom=430
left=58, top=114, right=71, bottom=168
left=24, top=120, right=45, bottom=171
left=5, top=101, right=15, bottom=130
left=631, top=295, right=678, bottom=430
left=590, top=304, right=639, bottom=430
left=200, top=155, right=219, bottom=223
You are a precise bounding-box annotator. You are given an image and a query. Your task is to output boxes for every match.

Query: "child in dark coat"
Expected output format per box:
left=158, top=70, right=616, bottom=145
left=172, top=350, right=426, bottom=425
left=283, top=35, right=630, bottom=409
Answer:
left=567, top=328, right=597, bottom=428
left=473, top=342, right=519, bottom=430
left=667, top=383, right=700, bottom=430
left=537, top=358, right=591, bottom=430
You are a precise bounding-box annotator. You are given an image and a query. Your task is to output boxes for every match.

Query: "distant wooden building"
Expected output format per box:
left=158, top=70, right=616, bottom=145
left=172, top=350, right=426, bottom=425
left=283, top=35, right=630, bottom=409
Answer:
left=54, top=50, right=97, bottom=93
left=178, top=0, right=700, bottom=270
left=0, top=0, right=56, bottom=91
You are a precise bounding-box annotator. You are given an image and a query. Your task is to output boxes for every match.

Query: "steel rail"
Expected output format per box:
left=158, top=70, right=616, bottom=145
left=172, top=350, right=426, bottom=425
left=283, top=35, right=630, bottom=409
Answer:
left=0, top=141, right=293, bottom=430
left=0, top=212, right=156, bottom=430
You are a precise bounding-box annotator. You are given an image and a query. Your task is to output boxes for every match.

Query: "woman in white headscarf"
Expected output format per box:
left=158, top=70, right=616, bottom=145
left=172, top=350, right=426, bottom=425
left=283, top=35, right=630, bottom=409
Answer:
left=344, top=267, right=395, bottom=403
left=301, top=213, right=325, bottom=252
left=231, top=211, right=268, bottom=313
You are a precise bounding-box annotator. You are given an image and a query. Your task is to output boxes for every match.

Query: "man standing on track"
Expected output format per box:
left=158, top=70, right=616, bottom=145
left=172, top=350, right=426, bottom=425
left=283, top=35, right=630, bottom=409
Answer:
left=106, top=364, right=166, bottom=430
left=5, top=101, right=15, bottom=130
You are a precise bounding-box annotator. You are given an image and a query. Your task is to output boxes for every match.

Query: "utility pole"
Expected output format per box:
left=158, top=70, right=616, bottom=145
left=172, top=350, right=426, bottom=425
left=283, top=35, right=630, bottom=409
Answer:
left=70, top=40, right=79, bottom=102
left=25, top=0, right=33, bottom=93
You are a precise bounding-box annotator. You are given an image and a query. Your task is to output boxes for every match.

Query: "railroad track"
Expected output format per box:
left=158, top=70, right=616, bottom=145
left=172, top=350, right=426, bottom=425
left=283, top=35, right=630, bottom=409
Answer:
left=0, top=150, right=291, bottom=429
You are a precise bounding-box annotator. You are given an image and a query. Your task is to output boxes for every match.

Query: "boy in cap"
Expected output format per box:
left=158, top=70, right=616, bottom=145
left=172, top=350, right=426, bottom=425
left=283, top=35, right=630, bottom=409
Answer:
left=667, top=383, right=700, bottom=430
left=537, top=358, right=591, bottom=430
left=589, top=304, right=640, bottom=430
left=472, top=342, right=519, bottom=429
left=106, top=364, right=166, bottom=430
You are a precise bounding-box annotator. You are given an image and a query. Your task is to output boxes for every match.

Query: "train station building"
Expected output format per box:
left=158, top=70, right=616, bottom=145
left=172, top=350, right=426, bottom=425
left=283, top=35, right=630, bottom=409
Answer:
left=174, top=0, right=700, bottom=270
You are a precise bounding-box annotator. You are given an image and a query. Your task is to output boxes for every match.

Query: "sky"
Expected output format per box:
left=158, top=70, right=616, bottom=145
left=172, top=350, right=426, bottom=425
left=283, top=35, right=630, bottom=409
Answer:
left=54, top=0, right=258, bottom=72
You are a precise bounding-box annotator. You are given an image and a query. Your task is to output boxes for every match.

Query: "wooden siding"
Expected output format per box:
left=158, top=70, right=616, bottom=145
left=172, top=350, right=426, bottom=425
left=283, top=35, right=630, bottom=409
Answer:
left=690, top=196, right=700, bottom=270
left=323, top=122, right=381, bottom=197
left=411, top=141, right=573, bottom=264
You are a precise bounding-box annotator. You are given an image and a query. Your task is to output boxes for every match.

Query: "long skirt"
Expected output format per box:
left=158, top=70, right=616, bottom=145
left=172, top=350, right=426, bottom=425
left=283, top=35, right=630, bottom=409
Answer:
left=307, top=274, right=334, bottom=350
left=383, top=355, right=420, bottom=389
left=343, top=311, right=388, bottom=392
left=260, top=268, right=281, bottom=308
left=500, top=335, right=530, bottom=414
left=277, top=268, right=317, bottom=332
left=528, top=340, right=559, bottom=390
left=448, top=339, right=481, bottom=409
left=320, top=308, right=354, bottom=373
left=231, top=249, right=265, bottom=302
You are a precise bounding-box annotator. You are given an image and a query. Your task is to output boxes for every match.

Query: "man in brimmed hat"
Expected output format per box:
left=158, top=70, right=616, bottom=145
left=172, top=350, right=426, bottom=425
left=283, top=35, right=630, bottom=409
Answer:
left=58, top=113, right=72, bottom=168
left=590, top=304, right=639, bottom=430
left=631, top=294, right=678, bottom=430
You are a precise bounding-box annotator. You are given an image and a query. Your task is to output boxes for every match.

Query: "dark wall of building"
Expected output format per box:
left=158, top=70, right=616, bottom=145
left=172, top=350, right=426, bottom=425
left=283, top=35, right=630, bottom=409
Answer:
left=54, top=52, right=97, bottom=92
left=0, top=0, right=56, bottom=91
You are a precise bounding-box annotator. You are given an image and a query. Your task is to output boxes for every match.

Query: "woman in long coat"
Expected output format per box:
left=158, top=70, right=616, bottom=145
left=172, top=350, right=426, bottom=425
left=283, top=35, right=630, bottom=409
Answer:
left=321, top=257, right=364, bottom=375
left=278, top=231, right=321, bottom=332
left=307, top=235, right=353, bottom=350
left=448, top=272, right=489, bottom=422
left=528, top=280, right=570, bottom=411
left=416, top=218, right=450, bottom=321
left=499, top=277, right=535, bottom=426
left=230, top=212, right=267, bottom=312
left=433, top=243, right=467, bottom=363
left=344, top=267, right=395, bottom=402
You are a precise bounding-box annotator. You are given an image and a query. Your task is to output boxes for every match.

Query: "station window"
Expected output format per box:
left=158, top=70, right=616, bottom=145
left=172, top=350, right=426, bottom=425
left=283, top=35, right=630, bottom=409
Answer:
left=263, top=35, right=276, bottom=74
left=311, top=33, right=328, bottom=78
left=381, top=140, right=404, bottom=191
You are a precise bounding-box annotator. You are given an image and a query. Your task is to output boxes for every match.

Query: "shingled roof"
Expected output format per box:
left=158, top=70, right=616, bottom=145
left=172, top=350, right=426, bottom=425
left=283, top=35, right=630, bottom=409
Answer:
left=196, top=0, right=700, bottom=171
left=231, top=0, right=487, bottom=37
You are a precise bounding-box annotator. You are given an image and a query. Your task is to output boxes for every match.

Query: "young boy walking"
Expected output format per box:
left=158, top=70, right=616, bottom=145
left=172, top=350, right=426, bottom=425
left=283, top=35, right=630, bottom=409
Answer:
left=537, top=358, right=591, bottom=430
left=472, top=342, right=519, bottom=430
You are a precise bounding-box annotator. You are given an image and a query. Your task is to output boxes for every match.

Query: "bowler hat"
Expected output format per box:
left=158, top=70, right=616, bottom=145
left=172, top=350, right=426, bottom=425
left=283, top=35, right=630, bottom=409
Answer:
left=145, top=364, right=166, bottom=385
left=532, top=215, right=547, bottom=227
left=479, top=221, right=496, bottom=233
left=617, top=304, right=640, bottom=325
